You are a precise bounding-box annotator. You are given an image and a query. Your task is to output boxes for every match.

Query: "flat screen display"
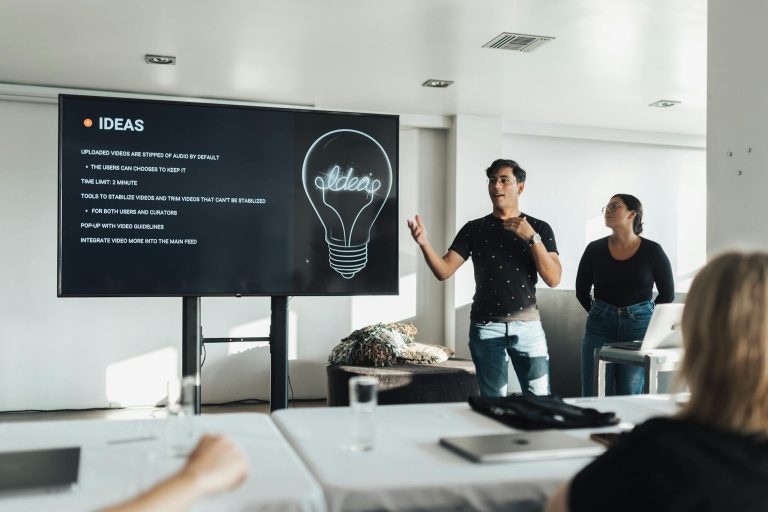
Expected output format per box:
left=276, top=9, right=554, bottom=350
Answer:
left=58, top=95, right=399, bottom=296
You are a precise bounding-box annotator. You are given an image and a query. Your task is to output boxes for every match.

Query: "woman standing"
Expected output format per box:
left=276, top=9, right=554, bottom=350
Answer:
left=576, top=194, right=674, bottom=396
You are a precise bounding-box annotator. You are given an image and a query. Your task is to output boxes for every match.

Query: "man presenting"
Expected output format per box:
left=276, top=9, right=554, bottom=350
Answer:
left=407, top=159, right=561, bottom=396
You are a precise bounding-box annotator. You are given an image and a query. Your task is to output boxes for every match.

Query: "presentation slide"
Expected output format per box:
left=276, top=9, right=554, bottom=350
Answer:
left=58, top=96, right=398, bottom=296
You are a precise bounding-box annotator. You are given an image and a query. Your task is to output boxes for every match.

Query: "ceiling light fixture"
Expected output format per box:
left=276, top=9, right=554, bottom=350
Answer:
left=145, top=54, right=176, bottom=65
left=422, top=79, right=453, bottom=88
left=649, top=99, right=681, bottom=108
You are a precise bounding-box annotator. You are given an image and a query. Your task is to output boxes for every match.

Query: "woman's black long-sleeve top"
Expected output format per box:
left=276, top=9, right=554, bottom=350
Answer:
left=575, top=236, right=675, bottom=312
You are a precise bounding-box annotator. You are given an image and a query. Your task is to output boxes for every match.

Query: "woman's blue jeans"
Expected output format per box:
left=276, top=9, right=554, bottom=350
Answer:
left=468, top=320, right=550, bottom=396
left=581, top=299, right=654, bottom=397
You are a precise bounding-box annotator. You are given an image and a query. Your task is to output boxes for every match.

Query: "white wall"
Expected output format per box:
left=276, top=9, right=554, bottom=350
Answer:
left=707, top=0, right=768, bottom=253
left=0, top=99, right=448, bottom=410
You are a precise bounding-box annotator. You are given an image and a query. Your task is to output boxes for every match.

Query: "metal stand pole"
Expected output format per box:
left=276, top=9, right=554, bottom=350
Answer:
left=270, top=296, right=289, bottom=412
left=181, top=296, right=202, bottom=414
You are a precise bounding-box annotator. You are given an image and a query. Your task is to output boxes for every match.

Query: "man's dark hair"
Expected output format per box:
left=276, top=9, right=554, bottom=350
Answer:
left=613, top=193, right=644, bottom=235
left=486, top=159, right=526, bottom=183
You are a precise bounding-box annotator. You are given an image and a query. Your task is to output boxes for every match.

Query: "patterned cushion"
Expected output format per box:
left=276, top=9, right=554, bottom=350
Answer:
left=399, top=342, right=455, bottom=364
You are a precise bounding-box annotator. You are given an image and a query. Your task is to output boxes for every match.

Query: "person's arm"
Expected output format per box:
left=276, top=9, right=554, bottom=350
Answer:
left=530, top=243, right=562, bottom=288
left=652, top=244, right=675, bottom=304
left=545, top=481, right=571, bottom=512
left=102, top=435, right=249, bottom=512
left=503, top=216, right=561, bottom=287
left=407, top=215, right=465, bottom=281
left=575, top=245, right=594, bottom=312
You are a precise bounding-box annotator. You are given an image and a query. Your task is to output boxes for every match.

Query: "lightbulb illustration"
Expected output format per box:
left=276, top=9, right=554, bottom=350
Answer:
left=302, top=129, right=393, bottom=279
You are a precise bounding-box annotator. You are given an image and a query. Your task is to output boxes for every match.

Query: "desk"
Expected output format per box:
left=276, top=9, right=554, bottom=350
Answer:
left=0, top=413, right=324, bottom=512
left=273, top=395, right=679, bottom=512
left=594, top=346, right=683, bottom=396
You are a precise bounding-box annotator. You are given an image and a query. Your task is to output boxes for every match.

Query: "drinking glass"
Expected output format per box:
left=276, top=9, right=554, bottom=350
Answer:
left=348, top=376, right=378, bottom=451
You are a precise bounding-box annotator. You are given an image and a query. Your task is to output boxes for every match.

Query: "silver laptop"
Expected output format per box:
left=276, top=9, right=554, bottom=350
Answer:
left=0, top=447, right=80, bottom=496
left=439, top=430, right=604, bottom=463
left=609, top=303, right=685, bottom=351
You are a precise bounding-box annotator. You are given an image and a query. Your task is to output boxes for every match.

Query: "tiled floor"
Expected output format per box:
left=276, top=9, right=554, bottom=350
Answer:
left=0, top=399, right=328, bottom=423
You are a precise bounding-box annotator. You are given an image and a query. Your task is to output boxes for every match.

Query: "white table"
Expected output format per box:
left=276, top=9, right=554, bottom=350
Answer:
left=0, top=413, right=325, bottom=512
left=273, top=395, right=681, bottom=512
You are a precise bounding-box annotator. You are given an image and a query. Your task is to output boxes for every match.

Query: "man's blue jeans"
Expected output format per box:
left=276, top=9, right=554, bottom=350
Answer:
left=468, top=320, right=550, bottom=396
left=581, top=299, right=654, bottom=397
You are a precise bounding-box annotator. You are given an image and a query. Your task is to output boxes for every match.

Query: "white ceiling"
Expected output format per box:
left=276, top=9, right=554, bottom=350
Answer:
left=0, top=0, right=706, bottom=134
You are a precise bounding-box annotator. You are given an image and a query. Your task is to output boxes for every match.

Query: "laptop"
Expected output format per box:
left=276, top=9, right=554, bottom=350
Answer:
left=608, top=303, right=685, bottom=351
left=0, top=447, right=80, bottom=496
left=439, top=430, right=604, bottom=463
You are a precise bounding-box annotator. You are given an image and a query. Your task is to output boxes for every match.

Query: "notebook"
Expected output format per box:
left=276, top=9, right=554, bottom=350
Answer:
left=608, top=303, right=685, bottom=351
left=0, top=447, right=80, bottom=495
left=439, top=430, right=604, bottom=463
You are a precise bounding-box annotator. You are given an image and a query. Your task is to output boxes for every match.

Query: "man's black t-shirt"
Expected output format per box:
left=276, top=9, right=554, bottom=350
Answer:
left=449, top=213, right=558, bottom=321
left=570, top=417, right=768, bottom=512
left=575, top=236, right=674, bottom=311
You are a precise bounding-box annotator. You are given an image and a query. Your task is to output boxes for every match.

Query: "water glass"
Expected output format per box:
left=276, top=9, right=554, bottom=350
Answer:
left=349, top=375, right=378, bottom=451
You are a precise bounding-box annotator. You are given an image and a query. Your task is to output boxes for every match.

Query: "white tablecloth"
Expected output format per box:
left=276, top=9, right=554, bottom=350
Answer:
left=0, top=413, right=325, bottom=512
left=273, top=395, right=681, bottom=512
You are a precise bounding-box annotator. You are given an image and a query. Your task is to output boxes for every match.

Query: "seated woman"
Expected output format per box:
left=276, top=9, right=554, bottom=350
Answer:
left=547, top=252, right=768, bottom=512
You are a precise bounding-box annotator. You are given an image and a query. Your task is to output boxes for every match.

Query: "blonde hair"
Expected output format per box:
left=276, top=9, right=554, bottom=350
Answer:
left=680, top=252, right=768, bottom=432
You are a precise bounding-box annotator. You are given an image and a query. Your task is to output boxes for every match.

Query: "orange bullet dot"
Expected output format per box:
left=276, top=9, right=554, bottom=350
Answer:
left=83, top=118, right=93, bottom=128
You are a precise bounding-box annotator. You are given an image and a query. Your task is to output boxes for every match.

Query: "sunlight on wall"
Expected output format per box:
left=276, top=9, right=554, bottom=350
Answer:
left=351, top=273, right=417, bottom=329
left=227, top=311, right=298, bottom=359
left=105, top=347, right=177, bottom=406
left=585, top=215, right=608, bottom=247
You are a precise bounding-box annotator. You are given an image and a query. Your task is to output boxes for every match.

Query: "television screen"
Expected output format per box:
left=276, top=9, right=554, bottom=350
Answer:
left=58, top=95, right=399, bottom=296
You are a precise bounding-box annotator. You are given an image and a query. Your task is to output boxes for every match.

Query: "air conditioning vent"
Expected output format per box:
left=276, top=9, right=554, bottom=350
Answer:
left=482, top=32, right=555, bottom=52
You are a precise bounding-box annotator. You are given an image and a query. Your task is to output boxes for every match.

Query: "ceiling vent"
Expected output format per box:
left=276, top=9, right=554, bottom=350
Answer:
left=482, top=32, right=555, bottom=52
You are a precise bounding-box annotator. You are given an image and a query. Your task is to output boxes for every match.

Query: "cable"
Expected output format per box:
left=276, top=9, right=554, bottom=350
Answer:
left=201, top=398, right=269, bottom=407
left=0, top=406, right=119, bottom=415
left=288, top=374, right=295, bottom=408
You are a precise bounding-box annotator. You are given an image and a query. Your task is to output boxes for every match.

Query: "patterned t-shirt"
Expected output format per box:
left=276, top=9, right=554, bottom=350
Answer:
left=449, top=213, right=558, bottom=321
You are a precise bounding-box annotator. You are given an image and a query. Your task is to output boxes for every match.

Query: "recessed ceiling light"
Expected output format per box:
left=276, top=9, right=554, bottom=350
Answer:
left=145, top=54, right=176, bottom=65
left=422, top=79, right=453, bottom=88
left=649, top=99, right=681, bottom=108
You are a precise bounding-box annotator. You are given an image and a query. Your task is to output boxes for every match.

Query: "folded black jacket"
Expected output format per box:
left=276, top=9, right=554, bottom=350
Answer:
left=469, top=394, right=619, bottom=430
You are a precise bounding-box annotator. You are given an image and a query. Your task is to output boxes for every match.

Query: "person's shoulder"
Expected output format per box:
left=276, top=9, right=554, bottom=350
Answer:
left=627, top=416, right=734, bottom=446
left=639, top=237, right=662, bottom=250
left=588, top=236, right=609, bottom=247
left=456, top=215, right=493, bottom=236
left=464, top=214, right=496, bottom=228
left=639, top=238, right=667, bottom=256
left=584, top=236, right=608, bottom=253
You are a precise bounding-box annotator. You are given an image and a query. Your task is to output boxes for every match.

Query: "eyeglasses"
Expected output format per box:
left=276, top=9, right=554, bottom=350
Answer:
left=601, top=202, right=624, bottom=214
left=488, top=176, right=516, bottom=186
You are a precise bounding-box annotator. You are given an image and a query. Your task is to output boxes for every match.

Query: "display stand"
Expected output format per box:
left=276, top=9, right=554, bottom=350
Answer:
left=181, top=296, right=290, bottom=414
left=181, top=297, right=202, bottom=415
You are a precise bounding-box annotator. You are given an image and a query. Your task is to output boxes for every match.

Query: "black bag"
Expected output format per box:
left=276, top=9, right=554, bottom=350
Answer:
left=469, top=394, right=619, bottom=430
